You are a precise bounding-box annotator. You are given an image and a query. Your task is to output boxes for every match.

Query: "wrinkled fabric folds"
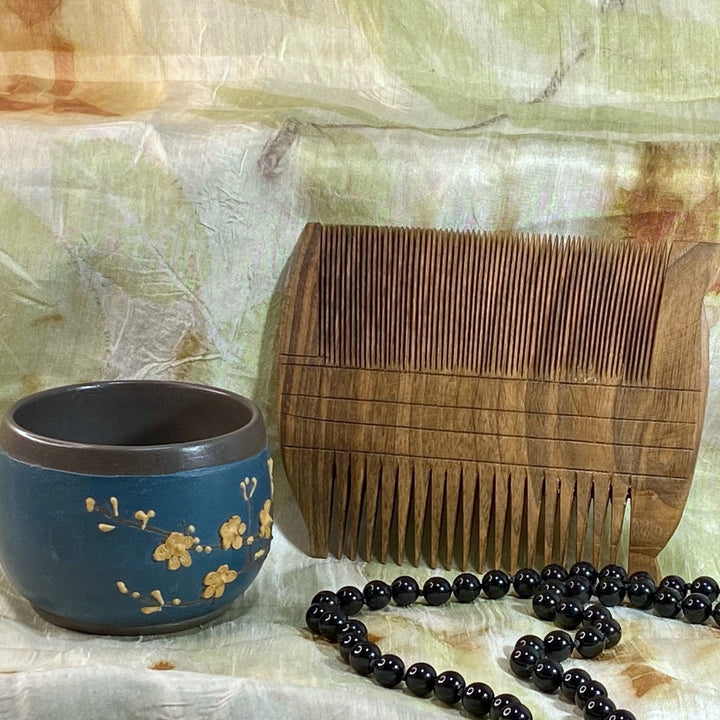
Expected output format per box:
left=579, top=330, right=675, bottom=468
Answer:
left=2, top=2, right=720, bottom=718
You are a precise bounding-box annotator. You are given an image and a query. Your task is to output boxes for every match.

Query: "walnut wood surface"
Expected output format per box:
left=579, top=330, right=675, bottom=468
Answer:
left=278, top=224, right=720, bottom=576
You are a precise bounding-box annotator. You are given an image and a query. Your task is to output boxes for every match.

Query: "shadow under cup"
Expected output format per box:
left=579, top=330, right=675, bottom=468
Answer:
left=0, top=381, right=273, bottom=635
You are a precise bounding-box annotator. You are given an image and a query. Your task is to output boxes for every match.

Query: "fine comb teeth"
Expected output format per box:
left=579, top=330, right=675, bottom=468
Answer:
left=278, top=224, right=715, bottom=574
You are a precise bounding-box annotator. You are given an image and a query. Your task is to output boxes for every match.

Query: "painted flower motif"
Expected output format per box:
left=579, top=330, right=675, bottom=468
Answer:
left=258, top=499, right=273, bottom=539
left=219, top=515, right=246, bottom=550
left=152, top=532, right=194, bottom=570
left=202, top=564, right=238, bottom=599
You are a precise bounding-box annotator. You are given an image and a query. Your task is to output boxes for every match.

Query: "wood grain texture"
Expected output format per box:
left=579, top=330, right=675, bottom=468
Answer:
left=278, top=224, right=720, bottom=575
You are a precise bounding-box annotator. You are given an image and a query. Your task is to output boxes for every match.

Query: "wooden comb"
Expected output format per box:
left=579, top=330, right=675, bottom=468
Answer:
left=277, top=224, right=720, bottom=576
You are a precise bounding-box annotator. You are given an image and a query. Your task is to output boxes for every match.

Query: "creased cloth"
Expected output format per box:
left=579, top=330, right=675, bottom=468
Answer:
left=2, top=2, right=720, bottom=719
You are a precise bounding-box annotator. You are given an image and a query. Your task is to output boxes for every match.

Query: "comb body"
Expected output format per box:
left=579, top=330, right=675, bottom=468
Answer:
left=278, top=224, right=719, bottom=575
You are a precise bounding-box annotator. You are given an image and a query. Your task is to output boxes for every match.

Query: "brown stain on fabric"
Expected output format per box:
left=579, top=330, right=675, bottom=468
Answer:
left=30, top=312, right=64, bottom=326
left=433, top=624, right=489, bottom=650
left=4, top=0, right=61, bottom=27
left=617, top=143, right=720, bottom=250
left=51, top=38, right=74, bottom=97
left=149, top=661, right=175, bottom=671
left=614, top=143, right=720, bottom=292
left=622, top=663, right=673, bottom=698
left=0, top=1, right=158, bottom=115
left=52, top=97, right=116, bottom=116
left=2, top=0, right=71, bottom=97
left=173, top=329, right=207, bottom=382
left=20, top=373, right=42, bottom=397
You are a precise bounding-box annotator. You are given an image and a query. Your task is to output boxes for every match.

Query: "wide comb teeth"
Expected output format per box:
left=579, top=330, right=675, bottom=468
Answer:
left=283, top=449, right=631, bottom=570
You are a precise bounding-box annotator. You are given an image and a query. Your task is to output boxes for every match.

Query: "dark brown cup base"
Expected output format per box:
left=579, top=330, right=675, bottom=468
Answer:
left=32, top=602, right=232, bottom=635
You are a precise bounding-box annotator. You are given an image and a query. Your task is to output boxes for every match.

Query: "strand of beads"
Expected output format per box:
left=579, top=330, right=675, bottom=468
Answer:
left=526, top=561, right=720, bottom=628
left=512, top=564, right=643, bottom=718
left=305, top=574, right=534, bottom=719
left=510, top=605, right=634, bottom=719
left=513, top=560, right=719, bottom=719
left=304, top=562, right=720, bottom=720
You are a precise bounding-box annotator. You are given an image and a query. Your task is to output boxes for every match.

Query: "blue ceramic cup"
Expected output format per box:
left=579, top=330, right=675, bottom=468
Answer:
left=0, top=380, right=273, bottom=634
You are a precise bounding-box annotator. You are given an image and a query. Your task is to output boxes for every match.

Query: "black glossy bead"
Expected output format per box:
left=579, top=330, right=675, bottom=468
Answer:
left=560, top=667, right=591, bottom=701
left=453, top=573, right=482, bottom=603
left=336, top=585, right=364, bottom=615
left=515, top=634, right=545, bottom=656
left=337, top=618, right=367, bottom=641
left=713, top=601, right=720, bottom=628
left=482, top=569, right=511, bottom=599
left=682, top=592, right=712, bottom=624
left=513, top=568, right=542, bottom=598
left=658, top=574, right=687, bottom=598
left=489, top=694, right=520, bottom=720
left=405, top=662, right=436, bottom=697
left=348, top=640, right=381, bottom=675
left=689, top=576, right=720, bottom=603
left=502, top=705, right=532, bottom=720
left=319, top=608, right=348, bottom=642
left=338, top=632, right=365, bottom=662
left=532, top=591, right=558, bottom=621
left=565, top=576, right=592, bottom=604
left=373, top=654, right=405, bottom=688
left=423, top=576, right=453, bottom=606
left=391, top=576, right=420, bottom=607
left=462, top=682, right=495, bottom=718
left=531, top=658, right=563, bottom=693
left=594, top=617, right=622, bottom=648
left=541, top=563, right=569, bottom=583
left=627, top=578, right=656, bottom=610
left=556, top=597, right=584, bottom=630
left=582, top=603, right=612, bottom=627
left=509, top=646, right=541, bottom=679
left=363, top=580, right=391, bottom=610
left=598, top=564, right=626, bottom=583
left=537, top=579, right=566, bottom=598
left=434, top=670, right=465, bottom=705
left=584, top=696, right=616, bottom=720
left=543, top=629, right=574, bottom=662
left=575, top=679, right=608, bottom=710
left=569, top=561, right=598, bottom=586
left=627, top=570, right=654, bottom=585
left=654, top=586, right=683, bottom=618
left=305, top=603, right=326, bottom=634
left=595, top=577, right=626, bottom=607
left=574, top=627, right=606, bottom=658
left=312, top=590, right=339, bottom=608
left=605, top=711, right=637, bottom=720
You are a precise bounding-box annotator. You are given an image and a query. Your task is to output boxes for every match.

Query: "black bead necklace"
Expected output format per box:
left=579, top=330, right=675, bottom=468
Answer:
left=304, top=562, right=720, bottom=719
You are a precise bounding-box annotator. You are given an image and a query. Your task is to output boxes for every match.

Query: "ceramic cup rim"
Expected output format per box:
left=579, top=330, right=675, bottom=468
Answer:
left=0, top=380, right=266, bottom=475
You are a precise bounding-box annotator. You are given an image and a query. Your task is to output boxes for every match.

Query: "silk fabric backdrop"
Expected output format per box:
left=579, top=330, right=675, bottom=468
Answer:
left=1, top=2, right=720, bottom=718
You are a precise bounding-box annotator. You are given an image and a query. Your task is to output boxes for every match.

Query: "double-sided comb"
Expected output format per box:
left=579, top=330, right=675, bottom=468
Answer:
left=278, top=224, right=720, bottom=575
